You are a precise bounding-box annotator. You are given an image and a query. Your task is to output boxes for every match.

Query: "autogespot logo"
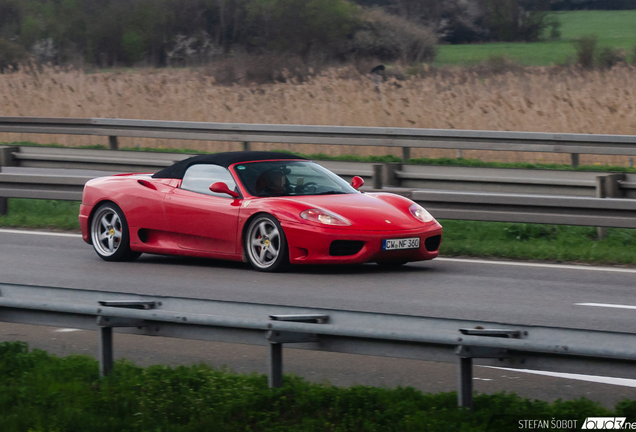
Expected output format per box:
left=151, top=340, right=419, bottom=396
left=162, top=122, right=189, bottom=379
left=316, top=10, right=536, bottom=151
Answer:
left=582, top=418, right=633, bottom=429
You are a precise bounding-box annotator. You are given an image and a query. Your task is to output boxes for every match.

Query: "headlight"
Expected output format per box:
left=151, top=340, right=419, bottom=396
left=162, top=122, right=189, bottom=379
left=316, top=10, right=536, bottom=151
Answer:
left=300, top=209, right=351, bottom=226
left=409, top=203, right=434, bottom=223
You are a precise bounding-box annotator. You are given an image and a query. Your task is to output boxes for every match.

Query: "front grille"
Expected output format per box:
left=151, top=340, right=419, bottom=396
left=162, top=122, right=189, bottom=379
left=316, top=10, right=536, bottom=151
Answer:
left=424, top=235, right=441, bottom=252
left=330, top=240, right=364, bottom=256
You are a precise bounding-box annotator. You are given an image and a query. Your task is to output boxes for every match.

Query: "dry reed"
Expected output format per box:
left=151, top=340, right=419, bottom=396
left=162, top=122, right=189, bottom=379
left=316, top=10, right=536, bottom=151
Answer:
left=1, top=65, right=635, bottom=166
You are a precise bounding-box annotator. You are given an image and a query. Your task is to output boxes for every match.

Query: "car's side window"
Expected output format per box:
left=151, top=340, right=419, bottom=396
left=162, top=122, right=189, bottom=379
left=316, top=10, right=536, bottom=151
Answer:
left=181, top=164, right=238, bottom=198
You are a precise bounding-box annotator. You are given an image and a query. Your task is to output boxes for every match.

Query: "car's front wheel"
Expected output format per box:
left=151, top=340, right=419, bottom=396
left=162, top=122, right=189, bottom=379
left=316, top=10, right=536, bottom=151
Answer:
left=90, top=202, right=140, bottom=262
left=245, top=214, right=288, bottom=272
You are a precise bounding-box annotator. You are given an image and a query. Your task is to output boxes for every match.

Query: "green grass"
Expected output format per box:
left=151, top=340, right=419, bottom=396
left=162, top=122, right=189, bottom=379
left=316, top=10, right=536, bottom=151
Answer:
left=1, top=341, right=634, bottom=431
left=435, top=10, right=636, bottom=66
left=2, top=199, right=636, bottom=266
left=0, top=199, right=80, bottom=230
left=440, top=220, right=636, bottom=265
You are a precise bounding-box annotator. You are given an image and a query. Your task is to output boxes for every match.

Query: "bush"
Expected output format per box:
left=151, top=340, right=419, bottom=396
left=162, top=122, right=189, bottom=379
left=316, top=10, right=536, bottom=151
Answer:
left=572, top=35, right=598, bottom=69
left=0, top=38, right=27, bottom=72
left=598, top=47, right=626, bottom=69
left=353, top=8, right=437, bottom=63
left=478, top=0, right=555, bottom=42
left=121, top=31, right=145, bottom=65
left=247, top=0, right=360, bottom=59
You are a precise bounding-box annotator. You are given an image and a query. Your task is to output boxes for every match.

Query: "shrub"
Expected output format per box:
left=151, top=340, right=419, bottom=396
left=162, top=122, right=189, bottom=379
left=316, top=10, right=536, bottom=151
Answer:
left=572, top=35, right=598, bottom=69
left=353, top=8, right=436, bottom=63
left=121, top=31, right=145, bottom=65
left=598, top=47, right=626, bottom=69
left=478, top=0, right=555, bottom=42
left=247, top=0, right=360, bottom=59
left=0, top=38, right=27, bottom=72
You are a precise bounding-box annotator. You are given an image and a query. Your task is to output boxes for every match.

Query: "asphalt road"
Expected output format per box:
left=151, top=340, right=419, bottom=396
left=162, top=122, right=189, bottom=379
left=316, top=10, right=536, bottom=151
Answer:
left=1, top=229, right=635, bottom=406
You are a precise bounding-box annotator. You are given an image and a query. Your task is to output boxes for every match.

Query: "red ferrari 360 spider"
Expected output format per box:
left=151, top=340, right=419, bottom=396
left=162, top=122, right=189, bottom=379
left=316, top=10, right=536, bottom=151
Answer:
left=79, top=151, right=442, bottom=271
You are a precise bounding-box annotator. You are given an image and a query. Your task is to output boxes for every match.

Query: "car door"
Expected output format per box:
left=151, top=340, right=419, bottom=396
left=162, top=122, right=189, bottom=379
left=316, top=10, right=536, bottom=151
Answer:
left=163, top=164, right=241, bottom=254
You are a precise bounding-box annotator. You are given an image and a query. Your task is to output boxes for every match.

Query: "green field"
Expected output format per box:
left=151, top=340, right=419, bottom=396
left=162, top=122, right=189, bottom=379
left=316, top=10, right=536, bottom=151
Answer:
left=435, top=10, right=636, bottom=66
left=1, top=341, right=634, bottom=431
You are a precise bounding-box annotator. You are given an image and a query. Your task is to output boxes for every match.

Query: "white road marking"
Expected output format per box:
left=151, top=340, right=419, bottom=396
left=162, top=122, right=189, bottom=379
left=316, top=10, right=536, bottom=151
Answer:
left=0, top=228, right=82, bottom=238
left=575, top=303, right=636, bottom=311
left=436, top=257, right=636, bottom=274
left=482, top=366, right=636, bottom=388
left=1, top=229, right=635, bottom=274
left=54, top=328, right=82, bottom=333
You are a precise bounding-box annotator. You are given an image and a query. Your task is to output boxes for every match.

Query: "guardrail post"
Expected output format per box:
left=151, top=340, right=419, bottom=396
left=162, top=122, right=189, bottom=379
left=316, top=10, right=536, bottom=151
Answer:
left=268, top=342, right=283, bottom=388
left=456, top=328, right=518, bottom=410
left=571, top=153, right=579, bottom=168
left=98, top=326, right=114, bottom=377
left=0, top=146, right=19, bottom=167
left=384, top=163, right=401, bottom=187
left=243, top=141, right=251, bottom=151
left=596, top=174, right=625, bottom=239
left=401, top=147, right=411, bottom=163
left=96, top=300, right=155, bottom=377
left=458, top=356, right=473, bottom=410
left=108, top=136, right=119, bottom=150
left=267, top=314, right=328, bottom=388
left=372, top=164, right=383, bottom=189
left=0, top=164, right=5, bottom=215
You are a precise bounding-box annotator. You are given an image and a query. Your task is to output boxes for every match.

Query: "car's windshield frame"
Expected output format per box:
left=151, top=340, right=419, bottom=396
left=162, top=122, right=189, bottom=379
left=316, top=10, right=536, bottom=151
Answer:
left=232, top=160, right=357, bottom=198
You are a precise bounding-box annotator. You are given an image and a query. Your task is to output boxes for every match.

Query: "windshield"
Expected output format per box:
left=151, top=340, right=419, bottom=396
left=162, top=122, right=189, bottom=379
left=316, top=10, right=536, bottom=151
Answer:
left=233, top=161, right=357, bottom=197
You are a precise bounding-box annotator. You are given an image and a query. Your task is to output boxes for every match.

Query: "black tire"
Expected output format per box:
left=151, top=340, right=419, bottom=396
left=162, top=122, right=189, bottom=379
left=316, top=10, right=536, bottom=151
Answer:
left=245, top=214, right=288, bottom=272
left=90, top=202, right=140, bottom=262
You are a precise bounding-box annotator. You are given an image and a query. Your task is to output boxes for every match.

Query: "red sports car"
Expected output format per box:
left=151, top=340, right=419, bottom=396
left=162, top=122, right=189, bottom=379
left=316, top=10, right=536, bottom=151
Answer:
left=79, top=151, right=442, bottom=271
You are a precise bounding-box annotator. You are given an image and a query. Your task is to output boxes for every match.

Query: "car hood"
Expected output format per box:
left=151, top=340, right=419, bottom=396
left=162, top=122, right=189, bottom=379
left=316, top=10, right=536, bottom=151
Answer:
left=271, top=193, right=430, bottom=231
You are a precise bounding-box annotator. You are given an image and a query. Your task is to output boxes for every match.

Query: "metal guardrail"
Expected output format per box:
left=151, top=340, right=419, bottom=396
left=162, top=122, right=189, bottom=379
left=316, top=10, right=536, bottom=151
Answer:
left=1, top=171, right=636, bottom=228
left=2, top=116, right=636, bottom=166
left=2, top=146, right=636, bottom=199
left=1, top=282, right=636, bottom=409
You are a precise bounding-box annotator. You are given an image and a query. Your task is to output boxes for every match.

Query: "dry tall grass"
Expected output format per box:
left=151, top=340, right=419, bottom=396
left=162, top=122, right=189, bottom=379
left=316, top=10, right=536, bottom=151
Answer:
left=1, top=65, right=635, bottom=165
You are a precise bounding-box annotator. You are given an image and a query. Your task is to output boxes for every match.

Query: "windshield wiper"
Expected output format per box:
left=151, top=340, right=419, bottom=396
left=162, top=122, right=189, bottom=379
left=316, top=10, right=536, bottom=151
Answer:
left=311, top=191, right=349, bottom=195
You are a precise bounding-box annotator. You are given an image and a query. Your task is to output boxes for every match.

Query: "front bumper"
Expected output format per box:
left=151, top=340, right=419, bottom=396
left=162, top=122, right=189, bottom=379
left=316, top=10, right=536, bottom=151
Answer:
left=283, top=220, right=443, bottom=265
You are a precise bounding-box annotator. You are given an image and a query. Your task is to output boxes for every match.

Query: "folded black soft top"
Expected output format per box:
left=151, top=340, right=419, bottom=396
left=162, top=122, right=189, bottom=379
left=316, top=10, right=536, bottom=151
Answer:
left=152, top=151, right=308, bottom=179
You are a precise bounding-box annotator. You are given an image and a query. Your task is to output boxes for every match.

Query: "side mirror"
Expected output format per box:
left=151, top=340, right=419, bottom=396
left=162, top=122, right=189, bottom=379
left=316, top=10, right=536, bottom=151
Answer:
left=351, top=176, right=364, bottom=190
left=210, top=182, right=239, bottom=198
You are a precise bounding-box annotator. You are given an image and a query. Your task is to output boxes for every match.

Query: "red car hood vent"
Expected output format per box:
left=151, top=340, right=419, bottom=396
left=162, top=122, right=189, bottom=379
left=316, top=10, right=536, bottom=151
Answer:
left=292, top=193, right=423, bottom=231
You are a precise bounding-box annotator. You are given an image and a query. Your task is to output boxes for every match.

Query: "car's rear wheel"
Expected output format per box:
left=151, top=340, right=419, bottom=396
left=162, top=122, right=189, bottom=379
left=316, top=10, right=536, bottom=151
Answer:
left=245, top=214, right=288, bottom=272
left=90, top=203, right=140, bottom=262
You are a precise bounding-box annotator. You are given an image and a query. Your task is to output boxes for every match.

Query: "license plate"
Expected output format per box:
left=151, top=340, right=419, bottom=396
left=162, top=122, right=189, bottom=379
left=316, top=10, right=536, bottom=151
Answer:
left=382, top=237, right=420, bottom=251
